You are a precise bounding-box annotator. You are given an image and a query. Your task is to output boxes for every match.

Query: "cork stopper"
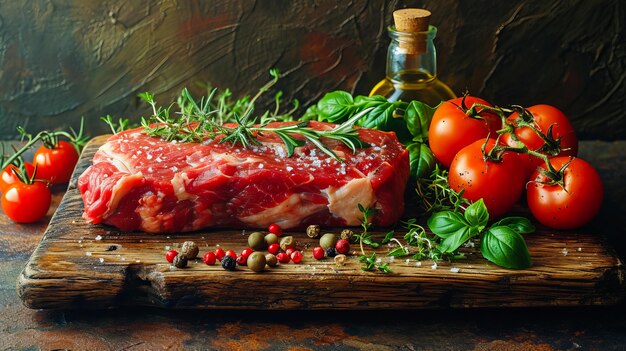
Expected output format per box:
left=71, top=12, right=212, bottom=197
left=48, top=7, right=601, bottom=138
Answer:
left=393, top=8, right=431, bottom=54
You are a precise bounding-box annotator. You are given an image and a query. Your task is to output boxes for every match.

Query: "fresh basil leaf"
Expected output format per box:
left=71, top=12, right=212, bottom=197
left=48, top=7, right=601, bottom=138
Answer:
left=354, top=94, right=387, bottom=108
left=406, top=142, right=436, bottom=180
left=427, top=211, right=468, bottom=238
left=492, top=217, right=536, bottom=235
left=480, top=226, right=532, bottom=269
left=464, top=199, right=489, bottom=231
left=316, top=91, right=355, bottom=123
left=437, top=226, right=472, bottom=253
left=404, top=100, right=436, bottom=142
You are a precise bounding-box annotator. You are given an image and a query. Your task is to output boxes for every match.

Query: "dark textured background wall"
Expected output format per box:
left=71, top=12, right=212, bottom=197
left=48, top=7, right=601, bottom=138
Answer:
left=0, top=0, right=623, bottom=140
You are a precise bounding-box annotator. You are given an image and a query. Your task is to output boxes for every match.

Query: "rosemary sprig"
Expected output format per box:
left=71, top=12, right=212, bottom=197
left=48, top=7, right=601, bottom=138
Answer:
left=137, top=70, right=369, bottom=160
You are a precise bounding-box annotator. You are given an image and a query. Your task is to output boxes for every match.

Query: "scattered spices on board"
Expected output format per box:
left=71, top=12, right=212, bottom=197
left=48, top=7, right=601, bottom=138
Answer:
left=181, top=241, right=199, bottom=259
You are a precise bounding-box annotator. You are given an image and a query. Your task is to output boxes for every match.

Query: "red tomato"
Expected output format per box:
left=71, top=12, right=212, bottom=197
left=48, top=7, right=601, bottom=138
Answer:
left=527, top=157, right=602, bottom=230
left=1, top=181, right=51, bottom=223
left=429, top=96, right=501, bottom=168
left=501, top=105, right=578, bottom=176
left=448, top=139, right=526, bottom=218
left=33, top=141, right=79, bottom=184
left=0, top=162, right=35, bottom=193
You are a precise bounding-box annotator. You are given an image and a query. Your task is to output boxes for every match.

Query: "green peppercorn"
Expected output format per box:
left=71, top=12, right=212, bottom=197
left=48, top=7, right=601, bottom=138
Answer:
left=265, top=253, right=278, bottom=267
left=280, top=236, right=295, bottom=251
left=306, top=224, right=321, bottom=239
left=340, top=229, right=354, bottom=241
left=180, top=241, right=199, bottom=259
left=319, top=233, right=338, bottom=249
left=247, top=252, right=266, bottom=272
left=264, top=233, right=279, bottom=246
left=248, top=231, right=267, bottom=251
left=173, top=254, right=188, bottom=268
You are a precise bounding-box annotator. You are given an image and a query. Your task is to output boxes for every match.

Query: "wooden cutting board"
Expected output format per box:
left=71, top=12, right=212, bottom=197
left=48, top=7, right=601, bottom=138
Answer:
left=17, top=136, right=626, bottom=309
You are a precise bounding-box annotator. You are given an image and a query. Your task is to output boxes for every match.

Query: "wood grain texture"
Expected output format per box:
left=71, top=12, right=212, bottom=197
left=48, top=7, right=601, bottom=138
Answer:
left=17, top=136, right=626, bottom=310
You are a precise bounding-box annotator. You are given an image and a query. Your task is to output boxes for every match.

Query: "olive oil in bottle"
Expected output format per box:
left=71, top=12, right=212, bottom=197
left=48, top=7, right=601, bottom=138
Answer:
left=370, top=9, right=455, bottom=105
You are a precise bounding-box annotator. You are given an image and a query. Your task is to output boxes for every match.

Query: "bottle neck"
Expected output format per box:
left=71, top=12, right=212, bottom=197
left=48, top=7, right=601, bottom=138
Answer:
left=386, top=25, right=438, bottom=82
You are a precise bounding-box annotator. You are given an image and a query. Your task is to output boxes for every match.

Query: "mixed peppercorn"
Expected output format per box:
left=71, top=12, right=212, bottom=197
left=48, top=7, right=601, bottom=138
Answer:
left=164, top=223, right=353, bottom=273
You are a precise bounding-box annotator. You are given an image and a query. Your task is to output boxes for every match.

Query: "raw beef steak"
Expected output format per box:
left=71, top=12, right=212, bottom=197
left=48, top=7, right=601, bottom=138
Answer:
left=78, top=122, right=409, bottom=233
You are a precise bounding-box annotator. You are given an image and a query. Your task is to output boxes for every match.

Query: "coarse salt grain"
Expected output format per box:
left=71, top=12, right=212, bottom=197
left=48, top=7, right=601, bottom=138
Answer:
left=431, top=262, right=438, bottom=270
left=85, top=252, right=92, bottom=256
left=258, top=163, right=264, bottom=169
left=99, top=258, right=105, bottom=263
left=577, top=247, right=582, bottom=252
left=561, top=248, right=568, bottom=256
left=286, top=166, right=293, bottom=172
left=95, top=235, right=102, bottom=241
left=416, top=261, right=422, bottom=267
left=450, top=267, right=460, bottom=273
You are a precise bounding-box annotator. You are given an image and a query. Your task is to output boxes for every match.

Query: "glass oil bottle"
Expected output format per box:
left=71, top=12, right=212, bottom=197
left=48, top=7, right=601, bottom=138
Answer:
left=369, top=9, right=455, bottom=105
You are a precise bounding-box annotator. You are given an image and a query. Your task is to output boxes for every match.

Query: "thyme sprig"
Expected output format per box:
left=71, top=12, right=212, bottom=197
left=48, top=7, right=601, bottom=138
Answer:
left=353, top=204, right=391, bottom=273
left=137, top=70, right=368, bottom=160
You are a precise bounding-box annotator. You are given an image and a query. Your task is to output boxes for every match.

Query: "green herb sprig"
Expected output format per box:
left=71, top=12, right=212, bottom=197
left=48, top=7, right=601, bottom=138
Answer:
left=136, top=71, right=369, bottom=160
left=353, top=204, right=392, bottom=274
left=427, top=199, right=534, bottom=269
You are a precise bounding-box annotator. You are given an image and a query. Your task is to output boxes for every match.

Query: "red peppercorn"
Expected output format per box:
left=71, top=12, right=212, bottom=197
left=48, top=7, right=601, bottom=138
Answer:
left=335, top=239, right=350, bottom=254
left=214, top=247, right=226, bottom=260
left=313, top=246, right=325, bottom=260
left=268, top=243, right=280, bottom=255
left=236, top=255, right=247, bottom=266
left=203, top=251, right=216, bottom=265
left=285, top=248, right=295, bottom=257
left=268, top=223, right=282, bottom=236
left=241, top=248, right=254, bottom=259
left=225, top=250, right=237, bottom=260
left=276, top=252, right=290, bottom=264
left=291, top=250, right=303, bottom=263
left=165, top=250, right=178, bottom=263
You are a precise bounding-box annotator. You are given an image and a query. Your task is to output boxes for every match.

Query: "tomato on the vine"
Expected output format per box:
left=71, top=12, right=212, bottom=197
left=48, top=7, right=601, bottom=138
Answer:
left=429, top=96, right=501, bottom=168
left=0, top=162, right=35, bottom=193
left=1, top=181, right=51, bottom=223
left=501, top=105, right=578, bottom=176
left=448, top=138, right=526, bottom=218
left=526, top=157, right=602, bottom=230
left=33, top=140, right=79, bottom=184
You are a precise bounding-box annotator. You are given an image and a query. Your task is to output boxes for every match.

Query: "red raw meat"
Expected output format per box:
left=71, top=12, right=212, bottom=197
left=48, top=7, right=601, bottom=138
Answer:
left=78, top=122, right=409, bottom=233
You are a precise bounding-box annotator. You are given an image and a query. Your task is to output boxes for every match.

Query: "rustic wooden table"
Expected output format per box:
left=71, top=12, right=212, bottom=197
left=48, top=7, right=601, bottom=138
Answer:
left=1, top=140, right=625, bottom=350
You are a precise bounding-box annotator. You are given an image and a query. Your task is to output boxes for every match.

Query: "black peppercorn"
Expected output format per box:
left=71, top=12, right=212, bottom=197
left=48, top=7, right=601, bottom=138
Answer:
left=173, top=254, right=188, bottom=268
left=221, top=255, right=236, bottom=270
left=325, top=247, right=337, bottom=257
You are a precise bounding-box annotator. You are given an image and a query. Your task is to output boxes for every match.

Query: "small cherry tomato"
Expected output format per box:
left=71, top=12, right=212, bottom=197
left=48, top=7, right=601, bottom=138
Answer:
left=448, top=138, right=526, bottom=218
left=1, top=181, right=51, bottom=223
left=33, top=140, right=79, bottom=184
left=225, top=250, right=237, bottom=260
left=203, top=252, right=216, bottom=265
left=0, top=162, right=35, bottom=193
left=429, top=96, right=501, bottom=168
left=165, top=250, right=179, bottom=263
left=501, top=105, right=578, bottom=176
left=268, top=223, right=282, bottom=236
left=527, top=157, right=603, bottom=230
